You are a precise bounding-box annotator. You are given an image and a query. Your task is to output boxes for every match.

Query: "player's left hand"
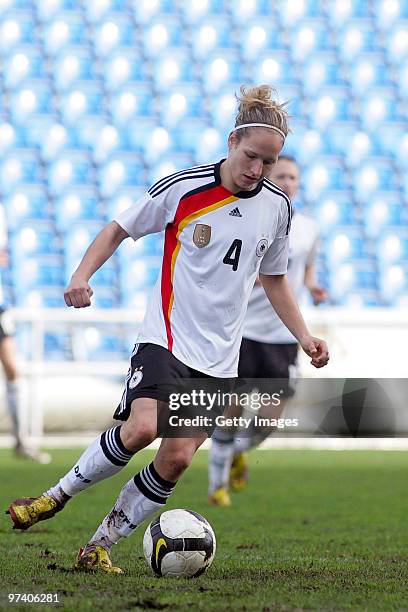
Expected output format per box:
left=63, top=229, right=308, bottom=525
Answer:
left=300, top=336, right=329, bottom=368
left=309, top=285, right=328, bottom=305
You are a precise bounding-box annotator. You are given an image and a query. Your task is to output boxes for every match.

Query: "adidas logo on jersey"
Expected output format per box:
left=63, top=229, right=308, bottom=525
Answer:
left=229, top=207, right=242, bottom=217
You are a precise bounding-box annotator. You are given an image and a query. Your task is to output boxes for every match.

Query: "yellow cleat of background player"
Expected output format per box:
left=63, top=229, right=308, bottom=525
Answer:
left=76, top=545, right=123, bottom=574
left=208, top=486, right=231, bottom=507
left=230, top=452, right=249, bottom=492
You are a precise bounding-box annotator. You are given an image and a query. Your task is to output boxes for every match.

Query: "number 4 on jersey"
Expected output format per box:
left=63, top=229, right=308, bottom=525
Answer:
left=223, top=239, right=242, bottom=271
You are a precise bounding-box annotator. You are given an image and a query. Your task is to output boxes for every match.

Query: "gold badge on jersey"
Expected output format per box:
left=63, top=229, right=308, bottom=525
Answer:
left=193, top=224, right=211, bottom=248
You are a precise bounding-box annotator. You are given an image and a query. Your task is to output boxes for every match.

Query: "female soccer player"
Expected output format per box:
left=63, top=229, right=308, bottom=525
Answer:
left=7, top=85, right=329, bottom=574
left=208, top=156, right=328, bottom=506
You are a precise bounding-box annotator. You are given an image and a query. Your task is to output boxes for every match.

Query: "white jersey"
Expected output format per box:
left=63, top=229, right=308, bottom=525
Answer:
left=243, top=211, right=319, bottom=344
left=115, top=162, right=292, bottom=377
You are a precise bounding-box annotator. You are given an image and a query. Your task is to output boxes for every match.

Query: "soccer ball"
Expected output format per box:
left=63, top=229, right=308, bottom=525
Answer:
left=143, top=509, right=216, bottom=577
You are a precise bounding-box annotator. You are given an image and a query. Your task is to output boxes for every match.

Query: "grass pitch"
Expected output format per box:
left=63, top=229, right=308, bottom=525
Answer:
left=1, top=448, right=408, bottom=611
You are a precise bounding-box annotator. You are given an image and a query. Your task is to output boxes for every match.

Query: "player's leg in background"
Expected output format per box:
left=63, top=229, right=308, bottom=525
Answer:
left=79, top=433, right=207, bottom=566
left=208, top=400, right=242, bottom=505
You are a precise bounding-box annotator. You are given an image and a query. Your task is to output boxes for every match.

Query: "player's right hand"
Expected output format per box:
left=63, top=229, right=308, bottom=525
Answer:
left=64, top=276, right=94, bottom=308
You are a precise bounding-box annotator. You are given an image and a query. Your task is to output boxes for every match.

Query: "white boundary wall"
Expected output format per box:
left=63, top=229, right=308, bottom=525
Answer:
left=1, top=307, right=407, bottom=449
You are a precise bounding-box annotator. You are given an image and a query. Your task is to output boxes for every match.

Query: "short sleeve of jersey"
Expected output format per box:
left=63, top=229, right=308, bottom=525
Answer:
left=114, top=189, right=176, bottom=241
left=259, top=195, right=291, bottom=275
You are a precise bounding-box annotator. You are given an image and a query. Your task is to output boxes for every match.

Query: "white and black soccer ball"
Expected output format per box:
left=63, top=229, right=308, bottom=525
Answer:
left=143, top=509, right=216, bottom=578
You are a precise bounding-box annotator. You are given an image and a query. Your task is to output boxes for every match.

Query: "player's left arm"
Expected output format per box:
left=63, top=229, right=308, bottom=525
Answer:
left=260, top=273, right=329, bottom=368
left=304, top=264, right=328, bottom=305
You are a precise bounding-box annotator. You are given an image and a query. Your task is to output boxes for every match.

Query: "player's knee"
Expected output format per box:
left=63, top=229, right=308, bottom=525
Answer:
left=166, top=449, right=194, bottom=479
left=121, top=423, right=156, bottom=452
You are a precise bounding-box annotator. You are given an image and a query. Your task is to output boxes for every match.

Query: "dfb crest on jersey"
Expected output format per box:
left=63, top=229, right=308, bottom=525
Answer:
left=193, top=224, right=211, bottom=248
left=256, top=238, right=268, bottom=257
left=129, top=366, right=143, bottom=389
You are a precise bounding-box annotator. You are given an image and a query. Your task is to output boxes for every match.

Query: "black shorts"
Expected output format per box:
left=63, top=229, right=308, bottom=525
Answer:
left=114, top=343, right=237, bottom=436
left=0, top=307, right=14, bottom=341
left=238, top=338, right=299, bottom=397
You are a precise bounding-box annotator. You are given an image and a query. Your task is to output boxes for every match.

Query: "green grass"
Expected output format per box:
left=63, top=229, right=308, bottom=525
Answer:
left=1, top=449, right=408, bottom=611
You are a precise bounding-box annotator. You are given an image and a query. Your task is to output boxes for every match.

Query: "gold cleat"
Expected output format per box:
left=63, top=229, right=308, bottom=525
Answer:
left=76, top=545, right=124, bottom=574
left=208, top=486, right=231, bottom=507
left=6, top=495, right=62, bottom=530
left=230, top=452, right=249, bottom=492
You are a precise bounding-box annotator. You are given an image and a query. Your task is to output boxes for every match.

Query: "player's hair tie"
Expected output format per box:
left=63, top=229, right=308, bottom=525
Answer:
left=233, top=122, right=286, bottom=140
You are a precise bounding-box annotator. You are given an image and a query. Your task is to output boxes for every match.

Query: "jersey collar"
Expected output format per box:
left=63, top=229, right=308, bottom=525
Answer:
left=214, top=159, right=264, bottom=199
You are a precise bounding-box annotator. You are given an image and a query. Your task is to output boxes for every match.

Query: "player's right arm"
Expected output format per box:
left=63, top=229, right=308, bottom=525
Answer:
left=64, top=221, right=129, bottom=308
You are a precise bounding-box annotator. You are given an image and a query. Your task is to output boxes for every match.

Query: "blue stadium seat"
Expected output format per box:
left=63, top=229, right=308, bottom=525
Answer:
left=396, top=60, right=408, bottom=97
left=207, top=89, right=237, bottom=129
left=374, top=122, right=407, bottom=160
left=99, top=155, right=145, bottom=198
left=363, top=193, right=406, bottom=238
left=352, top=158, right=398, bottom=201
left=153, top=48, right=194, bottom=91
left=42, top=13, right=87, bottom=55
left=0, top=122, right=21, bottom=155
left=119, top=260, right=161, bottom=295
left=336, top=20, right=376, bottom=61
left=326, top=123, right=372, bottom=165
left=349, top=53, right=391, bottom=95
left=110, top=84, right=154, bottom=127
left=313, top=193, right=356, bottom=236
left=328, top=260, right=378, bottom=301
left=289, top=19, right=331, bottom=61
left=83, top=0, right=127, bottom=24
left=334, top=289, right=381, bottom=307
left=13, top=255, right=65, bottom=294
left=230, top=0, right=274, bottom=25
left=385, top=22, right=408, bottom=62
left=179, top=0, right=229, bottom=24
left=0, top=11, right=37, bottom=51
left=377, top=229, right=408, bottom=265
left=38, top=122, right=73, bottom=160
left=379, top=263, right=408, bottom=305
left=87, top=288, right=120, bottom=309
left=10, top=221, right=61, bottom=260
left=60, top=84, right=104, bottom=125
left=106, top=189, right=147, bottom=221
left=103, top=49, right=147, bottom=90
left=0, top=150, right=41, bottom=193
left=72, top=117, right=110, bottom=151
left=192, top=16, right=234, bottom=60
left=93, top=15, right=135, bottom=58
left=10, top=81, right=54, bottom=124
left=120, top=289, right=150, bottom=311
left=303, top=156, right=345, bottom=199
left=4, top=186, right=50, bottom=230
left=36, top=0, right=79, bottom=22
left=14, top=287, right=67, bottom=308
left=284, top=126, right=328, bottom=165
left=239, top=19, right=282, bottom=61
left=202, top=51, right=242, bottom=93
left=302, top=53, right=342, bottom=95
left=3, top=46, right=45, bottom=89
left=309, top=87, right=353, bottom=126
left=63, top=222, right=103, bottom=267
left=374, top=1, right=408, bottom=31
left=43, top=331, right=72, bottom=361
left=132, top=0, right=174, bottom=24
left=325, top=0, right=369, bottom=28
left=253, top=51, right=298, bottom=86
left=47, top=151, right=93, bottom=196
left=55, top=187, right=101, bottom=230
left=325, top=226, right=368, bottom=264
left=157, top=84, right=204, bottom=128
left=141, top=16, right=184, bottom=58
left=52, top=47, right=95, bottom=91
left=77, top=327, right=127, bottom=361
left=359, top=88, right=401, bottom=129
left=276, top=0, right=321, bottom=25
left=90, top=124, right=126, bottom=164
left=179, top=121, right=225, bottom=162
left=135, top=125, right=173, bottom=164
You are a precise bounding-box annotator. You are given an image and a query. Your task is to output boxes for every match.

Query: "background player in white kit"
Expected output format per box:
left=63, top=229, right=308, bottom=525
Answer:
left=208, top=156, right=328, bottom=506
left=6, top=86, right=329, bottom=574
